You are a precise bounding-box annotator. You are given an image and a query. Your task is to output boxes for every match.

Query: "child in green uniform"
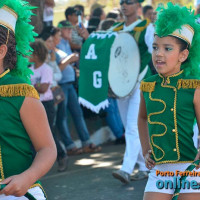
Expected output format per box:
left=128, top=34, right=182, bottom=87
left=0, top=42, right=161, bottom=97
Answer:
left=139, top=3, right=200, bottom=200
left=0, top=0, right=57, bottom=199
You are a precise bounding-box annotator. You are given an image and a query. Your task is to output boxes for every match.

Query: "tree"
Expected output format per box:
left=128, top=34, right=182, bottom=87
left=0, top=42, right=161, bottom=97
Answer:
left=27, top=0, right=45, bottom=34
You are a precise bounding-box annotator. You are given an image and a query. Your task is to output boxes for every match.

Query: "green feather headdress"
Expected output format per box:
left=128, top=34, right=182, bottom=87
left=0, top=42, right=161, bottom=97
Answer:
left=155, top=2, right=200, bottom=77
left=0, top=0, right=37, bottom=83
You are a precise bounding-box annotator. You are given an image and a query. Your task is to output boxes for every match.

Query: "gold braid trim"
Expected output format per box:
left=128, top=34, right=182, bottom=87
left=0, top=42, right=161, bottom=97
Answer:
left=177, top=79, right=200, bottom=89
left=140, top=81, right=156, bottom=92
left=0, top=84, right=39, bottom=99
left=0, top=146, right=4, bottom=180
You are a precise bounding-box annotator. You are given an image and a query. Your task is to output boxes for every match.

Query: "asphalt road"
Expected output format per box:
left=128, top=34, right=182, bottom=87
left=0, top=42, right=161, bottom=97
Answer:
left=41, top=143, right=147, bottom=200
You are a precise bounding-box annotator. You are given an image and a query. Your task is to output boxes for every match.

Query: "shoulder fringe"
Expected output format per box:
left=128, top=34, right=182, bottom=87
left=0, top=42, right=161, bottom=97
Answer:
left=140, top=81, right=156, bottom=92
left=177, top=79, right=200, bottom=89
left=0, top=84, right=39, bottom=99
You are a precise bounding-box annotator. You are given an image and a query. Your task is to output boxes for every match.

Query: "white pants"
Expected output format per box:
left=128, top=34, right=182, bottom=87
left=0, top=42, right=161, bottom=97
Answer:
left=0, top=187, right=46, bottom=200
left=145, top=163, right=200, bottom=194
left=117, top=83, right=147, bottom=174
left=193, top=123, right=199, bottom=148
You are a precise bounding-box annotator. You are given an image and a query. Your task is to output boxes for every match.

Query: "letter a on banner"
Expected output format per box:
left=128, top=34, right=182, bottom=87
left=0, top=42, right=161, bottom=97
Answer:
left=85, top=44, right=97, bottom=59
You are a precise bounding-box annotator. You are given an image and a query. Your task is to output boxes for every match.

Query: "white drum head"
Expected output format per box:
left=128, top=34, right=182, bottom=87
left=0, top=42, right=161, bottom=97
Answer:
left=108, top=32, right=140, bottom=98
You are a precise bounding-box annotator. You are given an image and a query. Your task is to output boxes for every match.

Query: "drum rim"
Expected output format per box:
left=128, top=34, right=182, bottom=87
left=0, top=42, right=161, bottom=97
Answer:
left=108, top=32, right=140, bottom=98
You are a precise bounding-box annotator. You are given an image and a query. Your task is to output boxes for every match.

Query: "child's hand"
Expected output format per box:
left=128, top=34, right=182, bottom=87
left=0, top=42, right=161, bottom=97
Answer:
left=0, top=174, right=31, bottom=197
left=69, top=53, right=79, bottom=63
left=50, top=50, right=56, bottom=61
left=194, top=151, right=200, bottom=169
left=144, top=150, right=155, bottom=170
left=76, top=24, right=89, bottom=40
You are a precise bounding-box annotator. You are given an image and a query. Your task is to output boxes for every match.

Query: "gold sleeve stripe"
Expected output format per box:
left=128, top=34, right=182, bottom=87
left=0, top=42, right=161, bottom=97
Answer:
left=177, top=79, right=200, bottom=89
left=0, top=84, right=39, bottom=99
left=140, top=81, right=156, bottom=92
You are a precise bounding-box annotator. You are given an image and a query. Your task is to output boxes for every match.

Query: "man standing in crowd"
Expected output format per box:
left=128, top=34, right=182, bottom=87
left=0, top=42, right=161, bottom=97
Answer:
left=65, top=6, right=83, bottom=52
left=111, top=0, right=154, bottom=183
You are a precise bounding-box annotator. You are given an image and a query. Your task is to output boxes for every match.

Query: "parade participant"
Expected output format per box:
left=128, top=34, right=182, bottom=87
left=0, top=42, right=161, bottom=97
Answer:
left=139, top=3, right=200, bottom=200
left=111, top=0, right=153, bottom=183
left=0, top=0, right=57, bottom=199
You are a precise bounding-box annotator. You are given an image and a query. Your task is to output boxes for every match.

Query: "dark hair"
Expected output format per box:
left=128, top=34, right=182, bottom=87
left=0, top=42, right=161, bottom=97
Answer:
left=142, top=5, right=153, bottom=16
left=49, top=26, right=60, bottom=37
left=106, top=12, right=118, bottom=19
left=74, top=4, right=84, bottom=13
left=0, top=26, right=17, bottom=71
left=173, top=36, right=189, bottom=51
left=87, top=17, right=100, bottom=34
left=99, top=18, right=116, bottom=30
left=30, top=39, right=48, bottom=63
left=65, top=7, right=76, bottom=20
left=92, top=7, right=104, bottom=18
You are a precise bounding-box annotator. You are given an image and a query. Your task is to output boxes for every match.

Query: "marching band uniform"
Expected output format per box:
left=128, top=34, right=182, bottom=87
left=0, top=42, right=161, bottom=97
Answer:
left=140, top=71, right=198, bottom=165
left=111, top=12, right=154, bottom=181
left=0, top=0, right=56, bottom=199
left=0, top=70, right=46, bottom=199
left=139, top=3, right=200, bottom=197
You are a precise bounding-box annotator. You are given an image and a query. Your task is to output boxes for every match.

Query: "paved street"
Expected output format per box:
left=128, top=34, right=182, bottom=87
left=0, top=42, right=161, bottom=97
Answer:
left=41, top=143, right=147, bottom=200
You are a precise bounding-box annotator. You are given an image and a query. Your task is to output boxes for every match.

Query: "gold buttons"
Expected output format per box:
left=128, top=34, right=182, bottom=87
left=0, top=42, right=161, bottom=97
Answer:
left=173, top=148, right=177, bottom=152
left=173, top=88, right=176, bottom=92
left=171, top=108, right=174, bottom=112
left=172, top=129, right=176, bottom=132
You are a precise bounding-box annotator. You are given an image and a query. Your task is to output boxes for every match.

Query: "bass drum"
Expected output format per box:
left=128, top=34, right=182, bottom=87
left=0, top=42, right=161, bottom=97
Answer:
left=108, top=32, right=140, bottom=98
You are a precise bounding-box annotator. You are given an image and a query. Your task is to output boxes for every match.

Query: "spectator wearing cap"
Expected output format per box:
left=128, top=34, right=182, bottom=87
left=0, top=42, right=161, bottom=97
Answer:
left=65, top=6, right=83, bottom=52
left=57, top=20, right=74, bottom=55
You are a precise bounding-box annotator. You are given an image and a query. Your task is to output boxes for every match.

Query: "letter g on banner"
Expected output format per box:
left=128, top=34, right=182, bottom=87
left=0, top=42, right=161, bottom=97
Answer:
left=93, top=71, right=102, bottom=88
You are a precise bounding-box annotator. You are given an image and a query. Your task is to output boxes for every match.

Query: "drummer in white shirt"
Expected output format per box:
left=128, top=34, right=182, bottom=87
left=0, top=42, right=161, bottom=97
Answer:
left=110, top=0, right=154, bottom=183
left=77, top=0, right=154, bottom=183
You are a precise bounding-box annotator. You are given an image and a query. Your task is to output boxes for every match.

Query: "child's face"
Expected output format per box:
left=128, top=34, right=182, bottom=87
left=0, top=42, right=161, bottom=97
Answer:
left=45, top=36, right=54, bottom=50
left=152, top=35, right=188, bottom=77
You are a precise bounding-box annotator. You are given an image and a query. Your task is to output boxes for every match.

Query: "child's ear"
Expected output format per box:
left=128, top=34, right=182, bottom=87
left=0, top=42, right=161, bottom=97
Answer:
left=0, top=44, right=8, bottom=60
left=179, top=49, right=189, bottom=63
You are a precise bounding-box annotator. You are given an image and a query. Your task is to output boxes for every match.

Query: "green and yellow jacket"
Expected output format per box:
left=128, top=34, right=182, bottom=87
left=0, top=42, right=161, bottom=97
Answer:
left=0, top=69, right=45, bottom=192
left=140, top=70, right=199, bottom=165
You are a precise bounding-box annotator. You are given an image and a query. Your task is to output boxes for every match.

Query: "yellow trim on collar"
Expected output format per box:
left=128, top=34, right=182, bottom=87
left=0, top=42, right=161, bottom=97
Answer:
left=0, top=69, right=10, bottom=78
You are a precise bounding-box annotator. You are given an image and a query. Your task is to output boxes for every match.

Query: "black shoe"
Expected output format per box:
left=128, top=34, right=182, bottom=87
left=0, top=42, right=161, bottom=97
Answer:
left=115, top=136, right=125, bottom=145
left=57, top=155, right=69, bottom=172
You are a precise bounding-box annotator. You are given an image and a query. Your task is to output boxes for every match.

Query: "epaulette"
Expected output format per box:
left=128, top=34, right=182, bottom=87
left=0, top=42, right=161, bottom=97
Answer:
left=177, top=79, right=200, bottom=89
left=140, top=81, right=156, bottom=92
left=0, top=84, right=39, bottom=99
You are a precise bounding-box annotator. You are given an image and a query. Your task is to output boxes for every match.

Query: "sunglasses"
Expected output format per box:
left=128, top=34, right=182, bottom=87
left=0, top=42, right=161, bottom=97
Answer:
left=120, top=0, right=137, bottom=5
